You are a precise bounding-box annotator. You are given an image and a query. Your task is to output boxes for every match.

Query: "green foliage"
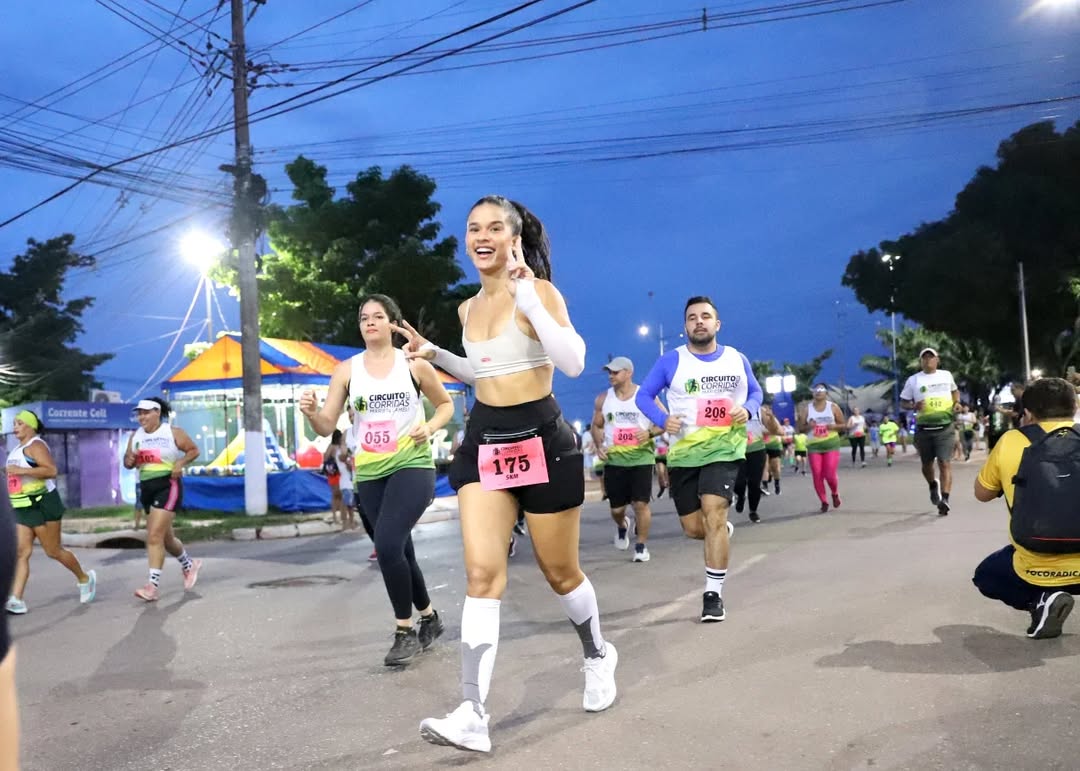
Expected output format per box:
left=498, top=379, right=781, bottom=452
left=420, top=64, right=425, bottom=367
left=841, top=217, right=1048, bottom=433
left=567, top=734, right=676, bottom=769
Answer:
left=214, top=157, right=477, bottom=351
left=782, top=349, right=833, bottom=403
left=0, top=235, right=112, bottom=403
left=842, top=120, right=1080, bottom=374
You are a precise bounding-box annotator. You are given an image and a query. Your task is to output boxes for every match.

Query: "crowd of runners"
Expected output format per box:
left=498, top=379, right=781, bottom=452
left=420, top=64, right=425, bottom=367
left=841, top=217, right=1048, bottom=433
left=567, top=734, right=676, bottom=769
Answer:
left=3, top=195, right=1077, bottom=761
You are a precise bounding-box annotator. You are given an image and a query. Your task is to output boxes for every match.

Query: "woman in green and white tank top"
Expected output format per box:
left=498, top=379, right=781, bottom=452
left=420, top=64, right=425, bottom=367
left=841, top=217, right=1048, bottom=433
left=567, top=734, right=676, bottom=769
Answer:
left=299, top=294, right=455, bottom=666
left=5, top=409, right=95, bottom=615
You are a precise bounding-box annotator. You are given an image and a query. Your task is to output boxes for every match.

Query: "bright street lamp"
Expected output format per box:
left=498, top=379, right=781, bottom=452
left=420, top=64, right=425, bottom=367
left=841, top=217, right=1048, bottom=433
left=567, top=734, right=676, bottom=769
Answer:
left=765, top=374, right=797, bottom=395
left=180, top=231, right=226, bottom=343
left=1031, top=368, right=1044, bottom=379
left=637, top=324, right=650, bottom=337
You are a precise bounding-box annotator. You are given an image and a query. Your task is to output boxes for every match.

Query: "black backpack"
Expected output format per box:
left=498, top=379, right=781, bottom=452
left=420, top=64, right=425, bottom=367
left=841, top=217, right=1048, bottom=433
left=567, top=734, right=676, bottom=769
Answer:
left=1009, top=424, right=1080, bottom=554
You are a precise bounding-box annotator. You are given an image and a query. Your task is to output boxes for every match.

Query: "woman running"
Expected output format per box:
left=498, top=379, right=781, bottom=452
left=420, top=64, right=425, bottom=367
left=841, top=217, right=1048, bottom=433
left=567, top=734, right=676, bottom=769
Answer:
left=847, top=406, right=867, bottom=467
left=5, top=410, right=96, bottom=614
left=400, top=195, right=615, bottom=753
left=300, top=294, right=454, bottom=666
left=125, top=398, right=201, bottom=601
left=322, top=430, right=356, bottom=530
left=734, top=410, right=767, bottom=523
left=763, top=406, right=784, bottom=495
left=799, top=384, right=845, bottom=512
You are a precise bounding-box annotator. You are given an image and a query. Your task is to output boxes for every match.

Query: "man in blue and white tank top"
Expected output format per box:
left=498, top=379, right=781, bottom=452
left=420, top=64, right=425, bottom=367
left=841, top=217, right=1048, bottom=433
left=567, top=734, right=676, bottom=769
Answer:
left=636, top=296, right=763, bottom=624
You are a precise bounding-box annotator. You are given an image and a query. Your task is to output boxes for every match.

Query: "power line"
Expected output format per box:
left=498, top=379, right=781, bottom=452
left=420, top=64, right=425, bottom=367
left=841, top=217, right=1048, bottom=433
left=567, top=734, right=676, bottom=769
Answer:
left=0, top=0, right=587, bottom=229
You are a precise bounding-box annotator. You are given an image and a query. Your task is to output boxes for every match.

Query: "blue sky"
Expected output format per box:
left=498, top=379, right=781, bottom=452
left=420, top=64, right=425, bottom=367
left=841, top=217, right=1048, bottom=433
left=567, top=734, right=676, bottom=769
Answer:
left=1, top=0, right=1078, bottom=425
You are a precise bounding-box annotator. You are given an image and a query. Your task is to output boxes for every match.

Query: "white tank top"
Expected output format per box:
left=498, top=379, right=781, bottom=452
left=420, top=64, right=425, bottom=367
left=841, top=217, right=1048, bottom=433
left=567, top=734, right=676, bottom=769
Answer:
left=6, top=437, right=55, bottom=497
left=348, top=349, right=433, bottom=480
left=600, top=386, right=654, bottom=467
left=462, top=296, right=551, bottom=379
left=132, top=422, right=184, bottom=481
left=666, top=345, right=750, bottom=466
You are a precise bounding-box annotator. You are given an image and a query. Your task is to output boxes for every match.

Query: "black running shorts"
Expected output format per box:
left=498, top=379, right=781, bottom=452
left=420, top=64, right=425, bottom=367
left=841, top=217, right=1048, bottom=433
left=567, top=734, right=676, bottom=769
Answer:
left=139, top=475, right=183, bottom=513
left=603, top=464, right=653, bottom=507
left=669, top=460, right=741, bottom=516
left=449, top=396, right=584, bottom=514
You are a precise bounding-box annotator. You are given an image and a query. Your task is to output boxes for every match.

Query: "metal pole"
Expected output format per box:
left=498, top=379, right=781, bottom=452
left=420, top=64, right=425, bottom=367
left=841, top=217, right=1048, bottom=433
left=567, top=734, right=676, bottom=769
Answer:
left=204, top=272, right=213, bottom=343
left=890, top=310, right=899, bottom=413
left=231, top=0, right=266, bottom=515
left=659, top=321, right=665, bottom=357
left=1018, top=261, right=1032, bottom=381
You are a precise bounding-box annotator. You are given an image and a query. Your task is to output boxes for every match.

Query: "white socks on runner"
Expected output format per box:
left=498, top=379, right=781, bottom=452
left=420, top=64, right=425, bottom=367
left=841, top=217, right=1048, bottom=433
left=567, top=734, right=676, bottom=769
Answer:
left=149, top=568, right=162, bottom=587
left=558, top=576, right=607, bottom=660
left=461, top=596, right=500, bottom=716
left=705, top=568, right=727, bottom=596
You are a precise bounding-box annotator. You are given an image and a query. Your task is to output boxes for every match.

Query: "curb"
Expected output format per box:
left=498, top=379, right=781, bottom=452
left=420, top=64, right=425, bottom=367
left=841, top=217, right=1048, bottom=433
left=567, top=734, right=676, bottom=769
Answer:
left=63, top=490, right=600, bottom=547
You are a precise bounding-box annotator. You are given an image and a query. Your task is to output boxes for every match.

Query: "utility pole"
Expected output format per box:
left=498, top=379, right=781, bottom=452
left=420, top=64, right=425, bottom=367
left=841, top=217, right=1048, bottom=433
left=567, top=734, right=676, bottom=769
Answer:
left=230, top=0, right=267, bottom=515
left=1018, top=261, right=1032, bottom=381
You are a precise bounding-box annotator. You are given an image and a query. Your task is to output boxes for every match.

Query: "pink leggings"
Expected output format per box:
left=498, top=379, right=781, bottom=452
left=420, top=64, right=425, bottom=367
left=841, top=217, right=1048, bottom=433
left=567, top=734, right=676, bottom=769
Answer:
left=808, top=450, right=840, bottom=502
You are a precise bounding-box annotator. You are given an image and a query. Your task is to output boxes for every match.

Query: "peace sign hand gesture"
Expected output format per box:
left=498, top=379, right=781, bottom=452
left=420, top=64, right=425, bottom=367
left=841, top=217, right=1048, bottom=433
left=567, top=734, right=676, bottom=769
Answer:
left=505, top=242, right=534, bottom=298
left=390, top=320, right=435, bottom=361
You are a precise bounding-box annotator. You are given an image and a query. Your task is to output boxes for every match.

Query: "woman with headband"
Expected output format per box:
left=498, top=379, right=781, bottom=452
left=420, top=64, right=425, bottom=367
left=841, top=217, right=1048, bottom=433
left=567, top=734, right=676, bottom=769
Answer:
left=124, top=397, right=202, bottom=601
left=5, top=409, right=96, bottom=614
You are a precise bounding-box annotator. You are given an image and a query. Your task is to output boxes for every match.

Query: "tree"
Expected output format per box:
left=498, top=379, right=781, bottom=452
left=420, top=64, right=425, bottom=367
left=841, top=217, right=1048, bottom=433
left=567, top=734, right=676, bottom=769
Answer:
left=0, top=235, right=112, bottom=403
left=842, top=120, right=1080, bottom=373
left=783, top=349, right=833, bottom=403
left=215, top=157, right=477, bottom=350
left=861, top=324, right=1002, bottom=407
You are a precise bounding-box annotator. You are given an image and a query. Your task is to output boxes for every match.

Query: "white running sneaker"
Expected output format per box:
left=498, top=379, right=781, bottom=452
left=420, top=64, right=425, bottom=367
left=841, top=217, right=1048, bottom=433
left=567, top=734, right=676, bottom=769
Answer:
left=613, top=528, right=630, bottom=551
left=726, top=520, right=734, bottom=538
left=632, top=546, right=650, bottom=562
left=582, top=642, right=618, bottom=712
left=79, top=569, right=97, bottom=604
left=5, top=596, right=27, bottom=615
left=420, top=701, right=492, bottom=753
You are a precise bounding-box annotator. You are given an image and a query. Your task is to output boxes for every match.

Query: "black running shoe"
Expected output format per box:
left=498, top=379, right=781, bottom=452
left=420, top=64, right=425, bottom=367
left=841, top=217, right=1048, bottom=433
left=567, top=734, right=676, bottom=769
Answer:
left=418, top=610, right=444, bottom=650
left=385, top=627, right=422, bottom=665
left=508, top=535, right=517, bottom=557
left=774, top=480, right=780, bottom=495
left=929, top=480, right=941, bottom=506
left=657, top=485, right=666, bottom=498
left=748, top=511, right=760, bottom=524
left=937, top=499, right=950, bottom=516
left=513, top=519, right=527, bottom=537
left=701, top=591, right=725, bottom=622
left=1029, top=591, right=1074, bottom=639
left=734, top=494, right=745, bottom=514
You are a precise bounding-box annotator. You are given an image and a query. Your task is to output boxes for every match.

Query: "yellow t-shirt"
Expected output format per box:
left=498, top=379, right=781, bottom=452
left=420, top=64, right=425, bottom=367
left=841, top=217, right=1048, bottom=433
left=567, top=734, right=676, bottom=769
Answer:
left=977, top=419, right=1080, bottom=586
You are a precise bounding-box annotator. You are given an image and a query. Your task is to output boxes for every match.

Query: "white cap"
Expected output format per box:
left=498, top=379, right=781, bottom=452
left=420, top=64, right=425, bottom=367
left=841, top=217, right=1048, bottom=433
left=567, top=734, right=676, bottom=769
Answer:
left=135, top=399, right=161, bottom=411
left=603, top=356, right=634, bottom=373
left=919, top=347, right=939, bottom=358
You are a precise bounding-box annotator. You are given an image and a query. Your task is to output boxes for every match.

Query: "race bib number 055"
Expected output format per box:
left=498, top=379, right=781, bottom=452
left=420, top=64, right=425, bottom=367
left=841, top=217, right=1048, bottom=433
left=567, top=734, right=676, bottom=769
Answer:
left=360, top=421, right=398, bottom=454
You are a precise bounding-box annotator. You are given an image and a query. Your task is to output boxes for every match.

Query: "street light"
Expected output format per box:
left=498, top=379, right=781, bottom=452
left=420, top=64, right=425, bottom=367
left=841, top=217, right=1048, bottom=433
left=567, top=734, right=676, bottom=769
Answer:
left=638, top=321, right=684, bottom=357
left=180, top=230, right=226, bottom=343
left=1031, top=368, right=1044, bottom=379
left=882, top=253, right=901, bottom=413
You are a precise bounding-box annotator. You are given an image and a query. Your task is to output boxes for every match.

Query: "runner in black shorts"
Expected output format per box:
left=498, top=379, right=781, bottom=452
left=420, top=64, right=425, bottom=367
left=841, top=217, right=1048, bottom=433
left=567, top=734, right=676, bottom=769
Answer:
left=636, top=297, right=764, bottom=623
left=402, top=196, right=616, bottom=753
left=590, top=356, right=662, bottom=562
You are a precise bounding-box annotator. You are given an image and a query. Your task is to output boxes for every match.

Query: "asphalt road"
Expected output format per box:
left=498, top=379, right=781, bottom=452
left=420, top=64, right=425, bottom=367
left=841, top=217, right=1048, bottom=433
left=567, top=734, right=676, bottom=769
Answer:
left=11, top=449, right=1080, bottom=770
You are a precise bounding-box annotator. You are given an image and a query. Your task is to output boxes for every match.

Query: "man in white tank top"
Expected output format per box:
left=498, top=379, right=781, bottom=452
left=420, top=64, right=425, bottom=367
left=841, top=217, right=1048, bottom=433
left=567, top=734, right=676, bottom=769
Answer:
left=590, top=356, right=663, bottom=563
left=634, top=296, right=764, bottom=624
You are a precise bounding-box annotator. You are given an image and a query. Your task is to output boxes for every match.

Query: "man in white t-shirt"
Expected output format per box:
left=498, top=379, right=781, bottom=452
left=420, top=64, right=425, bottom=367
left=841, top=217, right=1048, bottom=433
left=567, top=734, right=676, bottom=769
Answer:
left=900, top=347, right=959, bottom=516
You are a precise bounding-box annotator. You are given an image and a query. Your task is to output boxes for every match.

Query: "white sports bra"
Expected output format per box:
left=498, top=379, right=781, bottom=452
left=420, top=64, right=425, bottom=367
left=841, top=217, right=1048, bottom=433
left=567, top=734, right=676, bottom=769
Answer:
left=461, top=296, right=551, bottom=379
